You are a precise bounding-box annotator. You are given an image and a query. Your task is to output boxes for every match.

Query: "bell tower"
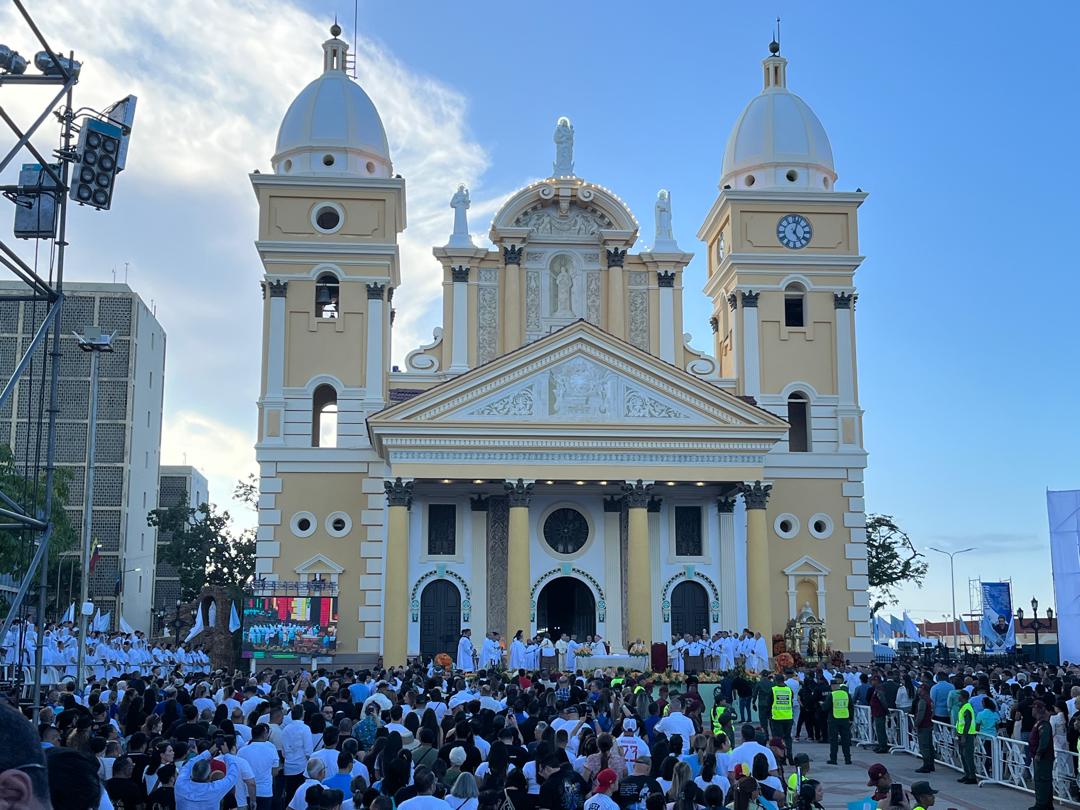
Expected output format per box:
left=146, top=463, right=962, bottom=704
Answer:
left=698, top=40, right=873, bottom=655
left=252, top=24, right=406, bottom=661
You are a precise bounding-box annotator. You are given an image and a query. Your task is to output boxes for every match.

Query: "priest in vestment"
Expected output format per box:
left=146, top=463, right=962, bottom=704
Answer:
left=456, top=629, right=476, bottom=672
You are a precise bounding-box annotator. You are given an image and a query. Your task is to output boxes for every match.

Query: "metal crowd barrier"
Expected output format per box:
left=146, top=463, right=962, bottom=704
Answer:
left=852, top=705, right=1080, bottom=806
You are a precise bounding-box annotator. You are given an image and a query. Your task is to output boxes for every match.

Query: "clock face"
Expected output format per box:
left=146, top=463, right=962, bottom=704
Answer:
left=777, top=214, right=812, bottom=249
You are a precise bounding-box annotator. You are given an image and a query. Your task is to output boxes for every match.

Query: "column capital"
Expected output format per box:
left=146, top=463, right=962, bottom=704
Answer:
left=740, top=290, right=759, bottom=308
left=265, top=280, right=288, bottom=299
left=657, top=270, right=676, bottom=288
left=621, top=479, right=653, bottom=509
left=834, top=291, right=856, bottom=310
left=709, top=316, right=719, bottom=334
left=738, top=481, right=772, bottom=510
left=504, top=478, right=534, bottom=507
left=602, top=496, right=623, bottom=513
left=605, top=247, right=627, bottom=268
left=384, top=477, right=413, bottom=509
left=470, top=495, right=489, bottom=512
left=717, top=494, right=737, bottom=513
left=367, top=282, right=386, bottom=301
left=503, top=244, right=524, bottom=265
left=727, top=292, right=738, bottom=312
left=451, top=265, right=470, bottom=283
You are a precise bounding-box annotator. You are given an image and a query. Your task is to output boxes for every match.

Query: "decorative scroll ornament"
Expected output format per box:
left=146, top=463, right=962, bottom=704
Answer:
left=475, top=387, right=534, bottom=417
left=517, top=207, right=603, bottom=237
left=709, top=316, right=719, bottom=333
left=384, top=477, right=414, bottom=508
left=621, top=479, right=653, bottom=509
left=727, top=293, right=738, bottom=311
left=405, top=327, right=443, bottom=372
left=504, top=478, right=534, bottom=507
left=738, top=480, right=772, bottom=510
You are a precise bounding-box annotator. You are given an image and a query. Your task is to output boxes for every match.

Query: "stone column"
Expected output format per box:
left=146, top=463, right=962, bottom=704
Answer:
left=606, top=247, right=627, bottom=338
left=504, top=479, right=533, bottom=638
left=717, top=493, right=738, bottom=630
left=740, top=481, right=772, bottom=637
left=383, top=477, right=413, bottom=667
left=657, top=271, right=676, bottom=363
left=366, top=283, right=386, bottom=408
left=449, top=265, right=470, bottom=373
left=740, top=291, right=760, bottom=399
left=834, top=292, right=856, bottom=406
left=623, top=480, right=653, bottom=646
left=266, top=281, right=288, bottom=397
left=502, top=245, right=523, bottom=352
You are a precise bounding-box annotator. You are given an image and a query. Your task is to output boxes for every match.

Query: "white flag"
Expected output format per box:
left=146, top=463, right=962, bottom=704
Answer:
left=208, top=601, right=217, bottom=629
left=62, top=603, right=75, bottom=624
left=228, top=602, right=241, bottom=633
left=184, top=608, right=204, bottom=643
left=119, top=616, right=134, bottom=634
left=95, top=612, right=111, bottom=632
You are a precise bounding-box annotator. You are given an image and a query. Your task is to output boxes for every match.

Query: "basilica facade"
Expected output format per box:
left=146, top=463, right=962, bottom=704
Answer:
left=251, top=29, right=873, bottom=666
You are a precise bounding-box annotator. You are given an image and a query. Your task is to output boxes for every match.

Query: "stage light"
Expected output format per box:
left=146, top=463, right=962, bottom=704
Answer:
left=104, top=95, right=137, bottom=172
left=14, top=163, right=60, bottom=239
left=70, top=119, right=122, bottom=210
left=34, top=50, right=80, bottom=79
left=0, top=45, right=27, bottom=74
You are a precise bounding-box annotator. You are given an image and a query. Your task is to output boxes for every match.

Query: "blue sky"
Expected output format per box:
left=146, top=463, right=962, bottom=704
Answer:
left=2, top=1, right=1076, bottom=623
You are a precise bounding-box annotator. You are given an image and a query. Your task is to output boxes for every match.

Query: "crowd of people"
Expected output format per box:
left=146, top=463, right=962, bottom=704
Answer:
left=2, top=620, right=212, bottom=680
left=2, top=647, right=1079, bottom=810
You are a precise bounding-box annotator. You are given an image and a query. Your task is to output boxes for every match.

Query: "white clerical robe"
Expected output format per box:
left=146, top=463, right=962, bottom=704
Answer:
left=509, top=639, right=526, bottom=670
left=456, top=635, right=476, bottom=672
left=566, top=640, right=580, bottom=671
left=753, top=636, right=769, bottom=672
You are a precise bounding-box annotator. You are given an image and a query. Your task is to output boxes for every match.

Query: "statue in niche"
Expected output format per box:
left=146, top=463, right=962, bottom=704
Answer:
left=553, top=116, right=575, bottom=177
left=551, top=256, right=575, bottom=317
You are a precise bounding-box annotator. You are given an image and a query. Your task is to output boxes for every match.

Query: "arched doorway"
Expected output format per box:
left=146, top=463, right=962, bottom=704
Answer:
left=419, top=580, right=461, bottom=662
left=670, top=580, right=709, bottom=638
left=536, top=577, right=595, bottom=640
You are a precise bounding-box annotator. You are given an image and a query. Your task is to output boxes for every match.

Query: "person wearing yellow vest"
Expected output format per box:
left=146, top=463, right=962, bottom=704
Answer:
left=909, top=779, right=938, bottom=808
left=955, top=691, right=978, bottom=784
left=710, top=688, right=734, bottom=740
left=785, top=752, right=811, bottom=805
left=769, top=673, right=794, bottom=765
left=823, top=675, right=851, bottom=765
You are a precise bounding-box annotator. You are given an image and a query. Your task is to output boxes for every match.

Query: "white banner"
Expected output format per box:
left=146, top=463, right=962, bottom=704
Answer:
left=1048, top=489, right=1080, bottom=663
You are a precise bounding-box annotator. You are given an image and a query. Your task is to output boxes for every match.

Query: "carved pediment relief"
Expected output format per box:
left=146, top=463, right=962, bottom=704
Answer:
left=514, top=203, right=611, bottom=238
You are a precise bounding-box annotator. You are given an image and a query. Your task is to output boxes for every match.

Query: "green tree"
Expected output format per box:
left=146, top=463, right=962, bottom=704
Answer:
left=147, top=476, right=256, bottom=602
left=866, top=513, right=928, bottom=614
left=0, top=446, right=78, bottom=618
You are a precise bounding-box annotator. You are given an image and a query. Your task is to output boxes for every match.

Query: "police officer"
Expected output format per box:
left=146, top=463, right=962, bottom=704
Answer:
left=955, top=690, right=977, bottom=784
left=913, top=681, right=936, bottom=773
left=770, top=672, right=794, bottom=765
left=710, top=688, right=735, bottom=741
left=910, top=779, right=938, bottom=809
left=823, top=674, right=852, bottom=765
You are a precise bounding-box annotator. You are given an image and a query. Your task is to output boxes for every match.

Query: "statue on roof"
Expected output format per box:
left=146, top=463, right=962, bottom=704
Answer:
left=653, top=189, right=680, bottom=251
left=447, top=184, right=474, bottom=248
left=553, top=117, right=574, bottom=177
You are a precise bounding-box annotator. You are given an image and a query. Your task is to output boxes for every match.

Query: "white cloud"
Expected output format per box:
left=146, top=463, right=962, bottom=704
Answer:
left=0, top=1, right=511, bottom=494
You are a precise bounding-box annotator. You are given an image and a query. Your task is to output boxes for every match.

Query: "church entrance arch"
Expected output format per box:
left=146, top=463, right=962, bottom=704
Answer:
left=419, top=580, right=460, bottom=663
left=536, top=577, right=595, bottom=640
left=670, top=580, right=709, bottom=639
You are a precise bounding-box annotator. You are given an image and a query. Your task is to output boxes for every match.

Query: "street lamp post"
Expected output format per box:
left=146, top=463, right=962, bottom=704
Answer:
left=928, top=546, right=976, bottom=656
left=73, top=327, right=114, bottom=692
left=1016, top=597, right=1054, bottom=663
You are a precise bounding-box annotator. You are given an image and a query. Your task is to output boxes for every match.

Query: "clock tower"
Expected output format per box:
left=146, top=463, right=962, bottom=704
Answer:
left=698, top=40, right=873, bottom=654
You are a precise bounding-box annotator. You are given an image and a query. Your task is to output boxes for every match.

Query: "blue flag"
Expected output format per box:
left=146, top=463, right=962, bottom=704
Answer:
left=890, top=615, right=903, bottom=636
left=959, top=618, right=972, bottom=636
left=875, top=614, right=892, bottom=640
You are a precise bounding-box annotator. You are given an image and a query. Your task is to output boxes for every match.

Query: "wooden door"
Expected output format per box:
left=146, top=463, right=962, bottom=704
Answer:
left=671, top=580, right=708, bottom=638
left=419, top=580, right=460, bottom=663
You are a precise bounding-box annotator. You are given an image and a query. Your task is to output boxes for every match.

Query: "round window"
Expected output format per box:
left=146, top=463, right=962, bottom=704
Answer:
left=297, top=517, right=311, bottom=532
left=773, top=513, right=800, bottom=540
left=365, top=160, right=376, bottom=174
left=322, top=154, right=335, bottom=166
left=315, top=206, right=340, bottom=231
left=291, top=511, right=317, bottom=538
left=808, top=513, right=834, bottom=540
left=543, top=508, right=589, bottom=555
left=332, top=517, right=346, bottom=532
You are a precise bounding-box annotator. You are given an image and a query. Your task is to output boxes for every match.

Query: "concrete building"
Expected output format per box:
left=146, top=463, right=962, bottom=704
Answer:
left=153, top=465, right=209, bottom=618
left=252, top=29, right=872, bottom=664
left=0, top=281, right=166, bottom=634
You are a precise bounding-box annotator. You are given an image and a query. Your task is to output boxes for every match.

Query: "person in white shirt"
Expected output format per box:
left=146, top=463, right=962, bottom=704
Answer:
left=583, top=768, right=620, bottom=810
left=175, top=749, right=239, bottom=810
left=222, top=736, right=258, bottom=810
left=728, top=724, right=778, bottom=778
left=616, top=719, right=649, bottom=766
left=398, top=767, right=452, bottom=810
left=555, top=634, right=570, bottom=670
left=456, top=631, right=476, bottom=673
left=653, top=696, right=695, bottom=743
left=282, top=706, right=313, bottom=801
left=237, top=724, right=279, bottom=810
left=287, top=759, right=326, bottom=810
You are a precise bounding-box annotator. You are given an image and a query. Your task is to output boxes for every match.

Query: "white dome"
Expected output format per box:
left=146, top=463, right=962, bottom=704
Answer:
left=272, top=30, right=392, bottom=178
left=720, top=55, right=836, bottom=192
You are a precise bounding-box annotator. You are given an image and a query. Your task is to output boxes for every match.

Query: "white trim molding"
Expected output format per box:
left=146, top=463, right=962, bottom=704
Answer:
left=783, top=555, right=831, bottom=621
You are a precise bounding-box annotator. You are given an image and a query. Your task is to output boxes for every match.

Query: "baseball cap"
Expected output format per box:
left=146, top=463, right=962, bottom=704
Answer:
left=910, top=780, right=938, bottom=797
left=622, top=719, right=638, bottom=732
left=596, top=768, right=618, bottom=790
left=866, top=763, right=888, bottom=785
left=793, top=753, right=811, bottom=766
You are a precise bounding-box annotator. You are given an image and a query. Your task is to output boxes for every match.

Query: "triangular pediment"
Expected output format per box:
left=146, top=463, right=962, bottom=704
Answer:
left=295, top=554, right=344, bottom=575
left=373, top=321, right=787, bottom=432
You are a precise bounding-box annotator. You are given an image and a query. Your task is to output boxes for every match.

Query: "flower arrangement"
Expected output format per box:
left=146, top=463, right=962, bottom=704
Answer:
left=774, top=652, right=795, bottom=672
left=434, top=652, right=453, bottom=670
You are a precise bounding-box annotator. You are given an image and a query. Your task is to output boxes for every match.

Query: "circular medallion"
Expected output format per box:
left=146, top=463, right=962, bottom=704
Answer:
left=543, top=508, right=589, bottom=555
